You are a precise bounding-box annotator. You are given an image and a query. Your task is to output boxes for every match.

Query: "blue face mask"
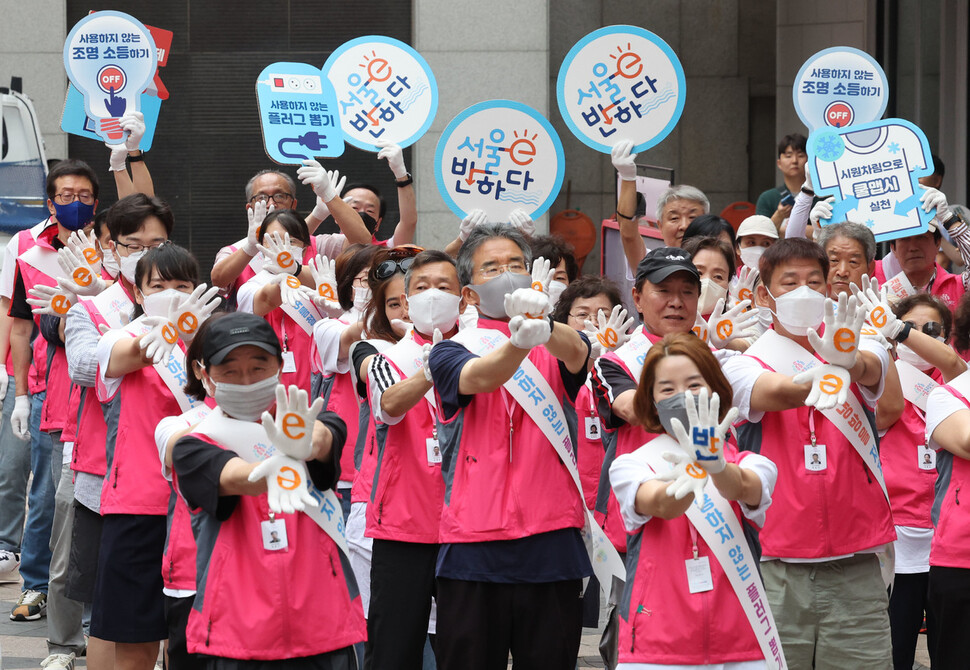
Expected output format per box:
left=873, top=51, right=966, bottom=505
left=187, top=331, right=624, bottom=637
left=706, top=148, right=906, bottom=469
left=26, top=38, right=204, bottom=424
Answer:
left=52, top=200, right=96, bottom=232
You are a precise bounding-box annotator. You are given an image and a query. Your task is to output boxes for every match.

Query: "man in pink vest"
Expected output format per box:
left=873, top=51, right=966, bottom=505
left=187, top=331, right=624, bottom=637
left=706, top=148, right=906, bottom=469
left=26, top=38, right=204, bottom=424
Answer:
left=723, top=237, right=894, bottom=669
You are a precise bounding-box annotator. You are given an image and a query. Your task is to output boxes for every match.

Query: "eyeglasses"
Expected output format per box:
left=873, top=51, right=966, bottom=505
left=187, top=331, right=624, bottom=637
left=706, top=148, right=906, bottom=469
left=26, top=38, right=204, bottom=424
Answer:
left=375, top=257, right=415, bottom=281
left=116, top=240, right=169, bottom=254
left=569, top=309, right=608, bottom=322
left=54, top=192, right=96, bottom=205
left=249, top=193, right=294, bottom=206
left=478, top=261, right=529, bottom=279
left=904, top=320, right=944, bottom=338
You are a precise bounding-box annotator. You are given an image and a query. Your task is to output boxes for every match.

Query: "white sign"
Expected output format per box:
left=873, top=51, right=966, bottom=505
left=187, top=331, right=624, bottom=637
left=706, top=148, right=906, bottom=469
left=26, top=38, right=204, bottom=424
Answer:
left=793, top=47, right=888, bottom=131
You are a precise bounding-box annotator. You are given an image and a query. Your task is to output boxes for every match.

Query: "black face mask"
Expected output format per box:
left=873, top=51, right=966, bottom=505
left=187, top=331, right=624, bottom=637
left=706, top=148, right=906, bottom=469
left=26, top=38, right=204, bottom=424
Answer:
left=360, top=212, right=380, bottom=236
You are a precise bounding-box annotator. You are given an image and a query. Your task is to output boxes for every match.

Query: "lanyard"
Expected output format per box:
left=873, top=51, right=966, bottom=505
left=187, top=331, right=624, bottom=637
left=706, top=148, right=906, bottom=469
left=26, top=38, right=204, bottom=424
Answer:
left=688, top=522, right=700, bottom=559
left=279, top=319, right=289, bottom=353
left=500, top=387, right=516, bottom=463
left=808, top=408, right=817, bottom=448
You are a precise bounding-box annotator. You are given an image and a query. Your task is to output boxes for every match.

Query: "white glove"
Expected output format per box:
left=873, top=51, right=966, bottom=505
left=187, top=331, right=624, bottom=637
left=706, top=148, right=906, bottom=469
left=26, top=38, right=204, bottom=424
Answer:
left=668, top=389, right=737, bottom=475
left=810, top=196, right=835, bottom=226
left=306, top=255, right=342, bottom=318
left=57, top=246, right=107, bottom=296
left=806, top=292, right=865, bottom=369
left=26, top=284, right=76, bottom=317
left=919, top=184, right=951, bottom=222
left=11, top=395, right=30, bottom=441
left=257, top=232, right=300, bottom=275
left=275, top=273, right=314, bottom=310
left=120, top=110, right=146, bottom=153
left=243, top=199, right=273, bottom=256
left=729, top=265, right=759, bottom=306
left=656, top=450, right=709, bottom=501
left=421, top=328, right=443, bottom=382
left=504, top=287, right=552, bottom=321
left=309, top=170, right=347, bottom=221
left=0, top=374, right=7, bottom=404
left=508, top=208, right=535, bottom=238
left=584, top=305, right=635, bottom=359
left=261, top=384, right=324, bottom=461
left=376, top=139, right=408, bottom=179
left=139, top=315, right=181, bottom=365
left=793, top=364, right=851, bottom=411
left=458, top=209, right=488, bottom=242
left=297, top=159, right=338, bottom=202
left=802, top=169, right=814, bottom=193
left=172, top=284, right=221, bottom=341
left=67, top=230, right=102, bottom=275
left=529, top=256, right=555, bottom=294
left=706, top=298, right=760, bottom=349
left=106, top=142, right=127, bottom=172
left=247, top=454, right=317, bottom=514
left=850, top=274, right=905, bottom=340
left=611, top=139, right=638, bottom=182
left=508, top=314, right=551, bottom=349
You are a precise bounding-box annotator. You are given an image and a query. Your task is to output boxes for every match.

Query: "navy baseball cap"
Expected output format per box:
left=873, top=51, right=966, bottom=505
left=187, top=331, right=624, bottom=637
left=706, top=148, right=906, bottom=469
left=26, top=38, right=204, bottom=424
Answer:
left=202, top=312, right=281, bottom=366
left=634, top=247, right=700, bottom=286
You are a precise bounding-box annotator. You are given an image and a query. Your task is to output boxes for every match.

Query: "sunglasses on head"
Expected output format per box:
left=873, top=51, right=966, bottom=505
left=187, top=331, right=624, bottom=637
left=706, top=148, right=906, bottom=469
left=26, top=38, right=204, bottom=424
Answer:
left=904, top=320, right=944, bottom=338
left=375, top=256, right=415, bottom=280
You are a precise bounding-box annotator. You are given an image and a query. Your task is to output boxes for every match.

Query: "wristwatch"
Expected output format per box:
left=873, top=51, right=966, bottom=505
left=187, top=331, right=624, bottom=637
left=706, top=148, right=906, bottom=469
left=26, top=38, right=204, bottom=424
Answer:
left=395, top=173, right=413, bottom=188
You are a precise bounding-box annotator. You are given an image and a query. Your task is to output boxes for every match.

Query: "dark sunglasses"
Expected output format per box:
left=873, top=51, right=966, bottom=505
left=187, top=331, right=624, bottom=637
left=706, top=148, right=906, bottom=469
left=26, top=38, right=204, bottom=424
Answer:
left=375, top=256, right=415, bottom=280
left=904, top=320, right=944, bottom=338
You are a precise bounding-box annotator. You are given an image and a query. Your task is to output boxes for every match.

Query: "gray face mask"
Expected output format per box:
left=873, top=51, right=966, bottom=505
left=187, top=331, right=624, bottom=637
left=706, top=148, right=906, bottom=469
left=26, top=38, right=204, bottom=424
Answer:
left=468, top=271, right=532, bottom=319
left=655, top=392, right=701, bottom=435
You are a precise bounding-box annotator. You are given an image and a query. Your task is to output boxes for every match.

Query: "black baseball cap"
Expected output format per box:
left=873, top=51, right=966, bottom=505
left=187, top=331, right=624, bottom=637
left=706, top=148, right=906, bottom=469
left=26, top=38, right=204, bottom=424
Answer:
left=202, top=312, right=282, bottom=366
left=635, top=247, right=700, bottom=287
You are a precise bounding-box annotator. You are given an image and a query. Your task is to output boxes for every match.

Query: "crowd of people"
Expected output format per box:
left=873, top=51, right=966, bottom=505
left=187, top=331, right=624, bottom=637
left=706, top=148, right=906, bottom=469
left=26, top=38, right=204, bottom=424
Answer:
left=1, top=110, right=969, bottom=670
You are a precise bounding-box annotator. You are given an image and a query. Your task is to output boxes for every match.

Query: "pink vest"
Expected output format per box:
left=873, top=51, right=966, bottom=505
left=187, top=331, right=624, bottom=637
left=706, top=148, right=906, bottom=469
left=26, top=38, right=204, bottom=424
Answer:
left=164, top=475, right=197, bottom=592
left=929, top=384, right=970, bottom=569
left=874, top=259, right=965, bottom=312
left=322, top=372, right=359, bottom=485
left=61, top=384, right=81, bottom=443
left=10, top=228, right=43, bottom=393
left=575, top=383, right=605, bottom=511
left=351, top=401, right=377, bottom=505
left=15, top=224, right=63, bottom=400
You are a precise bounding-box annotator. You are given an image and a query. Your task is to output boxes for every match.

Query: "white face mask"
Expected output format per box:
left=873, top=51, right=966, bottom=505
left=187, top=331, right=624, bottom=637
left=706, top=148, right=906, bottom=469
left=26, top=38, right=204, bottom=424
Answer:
left=407, top=288, right=460, bottom=335
left=697, top=277, right=728, bottom=315
left=212, top=374, right=280, bottom=422
left=101, top=248, right=119, bottom=278
left=548, top=280, right=567, bottom=309
left=767, top=285, right=826, bottom=335
left=353, top=286, right=371, bottom=313
left=141, top=288, right=189, bottom=318
left=119, top=249, right=147, bottom=284
left=896, top=340, right=942, bottom=371
left=739, top=245, right=766, bottom=269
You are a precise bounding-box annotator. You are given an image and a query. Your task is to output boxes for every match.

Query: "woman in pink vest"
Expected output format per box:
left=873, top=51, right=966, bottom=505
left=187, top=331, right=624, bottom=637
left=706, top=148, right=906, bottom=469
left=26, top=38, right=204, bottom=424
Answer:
left=610, top=333, right=778, bottom=668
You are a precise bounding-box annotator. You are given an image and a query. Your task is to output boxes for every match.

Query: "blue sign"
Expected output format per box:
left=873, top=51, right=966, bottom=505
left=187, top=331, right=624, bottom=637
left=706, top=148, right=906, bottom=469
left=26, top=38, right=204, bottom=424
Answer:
left=61, top=83, right=162, bottom=151
left=807, top=118, right=935, bottom=242
left=255, top=63, right=344, bottom=165
left=793, top=47, right=888, bottom=131
left=62, top=10, right=157, bottom=145
left=556, top=25, right=686, bottom=153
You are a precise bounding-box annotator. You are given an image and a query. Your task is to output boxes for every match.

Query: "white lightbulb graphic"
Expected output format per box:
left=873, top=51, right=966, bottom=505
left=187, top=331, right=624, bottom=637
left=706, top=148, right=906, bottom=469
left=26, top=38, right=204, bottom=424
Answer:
left=63, top=11, right=157, bottom=143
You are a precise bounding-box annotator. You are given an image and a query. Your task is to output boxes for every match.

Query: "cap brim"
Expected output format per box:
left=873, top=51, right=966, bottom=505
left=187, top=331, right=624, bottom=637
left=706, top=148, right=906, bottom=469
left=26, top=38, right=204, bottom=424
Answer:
left=207, top=340, right=281, bottom=366
left=639, top=266, right=699, bottom=286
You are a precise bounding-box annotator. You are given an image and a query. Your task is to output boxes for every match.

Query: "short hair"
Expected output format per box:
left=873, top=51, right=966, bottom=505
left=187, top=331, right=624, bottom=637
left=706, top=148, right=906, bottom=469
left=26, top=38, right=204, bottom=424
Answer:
left=342, top=182, right=387, bottom=221
left=777, top=133, right=807, bottom=157
left=404, top=250, right=457, bottom=293
left=682, top=236, right=737, bottom=279
left=930, top=154, right=945, bottom=180
left=894, top=293, right=953, bottom=341
left=131, top=243, right=199, bottom=321
left=632, top=333, right=734, bottom=433
left=683, top=214, right=737, bottom=249
left=656, top=185, right=710, bottom=222
left=334, top=243, right=381, bottom=311
left=258, top=209, right=310, bottom=247
left=244, top=170, right=297, bottom=201
left=552, top=275, right=624, bottom=324
left=530, top=234, right=579, bottom=282
left=106, top=194, right=175, bottom=241
left=456, top=222, right=532, bottom=287
left=46, top=159, right=99, bottom=201
left=816, top=221, right=877, bottom=264
left=758, top=237, right=829, bottom=288
left=364, top=246, right=422, bottom=344
left=93, top=209, right=109, bottom=240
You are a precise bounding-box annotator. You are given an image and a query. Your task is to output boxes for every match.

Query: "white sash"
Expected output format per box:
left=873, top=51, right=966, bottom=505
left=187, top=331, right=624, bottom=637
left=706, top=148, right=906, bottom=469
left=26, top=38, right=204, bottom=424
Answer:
left=884, top=271, right=917, bottom=303
left=895, top=360, right=938, bottom=413
left=279, top=287, right=322, bottom=336
left=452, top=327, right=626, bottom=587
left=745, top=330, right=889, bottom=502
left=381, top=335, right=435, bottom=406
left=945, top=371, right=970, bottom=404
left=122, top=316, right=202, bottom=413
left=89, top=282, right=132, bottom=330
left=193, top=409, right=349, bottom=557
left=612, top=327, right=656, bottom=381
left=636, top=434, right=786, bottom=670
left=19, top=243, right=64, bottom=283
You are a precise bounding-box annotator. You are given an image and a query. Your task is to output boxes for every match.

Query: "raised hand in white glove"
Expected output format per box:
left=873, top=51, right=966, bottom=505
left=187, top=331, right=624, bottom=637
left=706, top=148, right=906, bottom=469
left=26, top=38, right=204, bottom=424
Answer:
left=807, top=292, right=865, bottom=369
left=106, top=142, right=127, bottom=172
left=120, top=110, right=146, bottom=152
left=584, top=304, right=635, bottom=359
left=656, top=450, right=709, bottom=501
left=67, top=230, right=103, bottom=275
left=667, top=388, right=737, bottom=474
left=508, top=314, right=551, bottom=349
left=730, top=265, right=759, bottom=305
left=57, top=246, right=107, bottom=296
left=261, top=384, right=324, bottom=461
left=504, top=287, right=552, bottom=320
left=306, top=255, right=342, bottom=316
left=850, top=274, right=905, bottom=340
left=243, top=198, right=273, bottom=256
left=26, top=284, right=76, bottom=317
left=508, top=208, right=535, bottom=238
left=376, top=139, right=408, bottom=179
left=793, top=364, right=851, bottom=411
left=0, top=374, right=7, bottom=404
left=611, top=139, right=638, bottom=182
left=529, top=256, right=555, bottom=294
left=171, top=284, right=221, bottom=341
left=421, top=328, right=443, bottom=382
left=11, top=395, right=30, bottom=441
left=458, top=209, right=488, bottom=242
left=297, top=159, right=338, bottom=202
left=248, top=454, right=317, bottom=514
left=810, top=196, right=835, bottom=226
left=802, top=168, right=814, bottom=194
left=707, top=298, right=760, bottom=349
left=309, top=170, right=347, bottom=221
left=275, top=273, right=314, bottom=309
left=139, top=316, right=181, bottom=366
left=919, top=184, right=951, bottom=222
left=257, top=231, right=300, bottom=276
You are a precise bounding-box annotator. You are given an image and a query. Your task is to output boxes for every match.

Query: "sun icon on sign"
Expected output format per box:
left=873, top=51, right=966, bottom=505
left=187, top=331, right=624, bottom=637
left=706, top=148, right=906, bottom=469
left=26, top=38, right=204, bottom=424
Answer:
left=359, top=50, right=391, bottom=82
left=505, top=129, right=539, bottom=166
left=610, top=43, right=643, bottom=79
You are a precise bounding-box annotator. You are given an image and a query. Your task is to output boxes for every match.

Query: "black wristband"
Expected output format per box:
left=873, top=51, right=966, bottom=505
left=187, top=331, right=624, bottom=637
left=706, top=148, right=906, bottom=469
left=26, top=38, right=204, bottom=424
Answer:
left=896, top=321, right=912, bottom=343
left=942, top=213, right=960, bottom=230
left=395, top=173, right=413, bottom=187
left=291, top=261, right=302, bottom=277
left=127, top=152, right=145, bottom=163
left=800, top=186, right=814, bottom=196
left=616, top=209, right=636, bottom=220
